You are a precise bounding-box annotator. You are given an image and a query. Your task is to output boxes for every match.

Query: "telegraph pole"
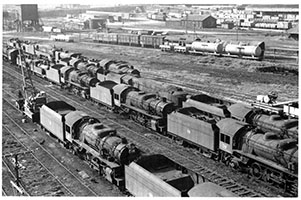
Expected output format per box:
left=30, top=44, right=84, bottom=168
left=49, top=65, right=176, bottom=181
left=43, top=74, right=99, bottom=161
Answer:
left=236, top=19, right=239, bottom=41
left=185, top=13, right=188, bottom=34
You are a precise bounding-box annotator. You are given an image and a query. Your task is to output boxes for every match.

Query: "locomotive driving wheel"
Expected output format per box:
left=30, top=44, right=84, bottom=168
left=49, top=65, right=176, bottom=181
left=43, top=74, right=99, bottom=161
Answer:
left=250, top=162, right=263, bottom=179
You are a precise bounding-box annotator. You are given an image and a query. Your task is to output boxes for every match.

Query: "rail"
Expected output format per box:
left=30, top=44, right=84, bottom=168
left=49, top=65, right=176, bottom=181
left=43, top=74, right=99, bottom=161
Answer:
left=2, top=62, right=274, bottom=197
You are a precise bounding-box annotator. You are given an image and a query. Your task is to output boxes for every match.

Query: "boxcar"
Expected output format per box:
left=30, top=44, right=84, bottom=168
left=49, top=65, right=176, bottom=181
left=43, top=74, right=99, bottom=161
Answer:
left=125, top=154, right=194, bottom=197
left=140, top=35, right=165, bottom=48
left=117, top=33, right=140, bottom=46
left=105, top=33, right=118, bottom=44
left=168, top=107, right=219, bottom=153
left=40, top=101, right=76, bottom=142
left=90, top=80, right=117, bottom=107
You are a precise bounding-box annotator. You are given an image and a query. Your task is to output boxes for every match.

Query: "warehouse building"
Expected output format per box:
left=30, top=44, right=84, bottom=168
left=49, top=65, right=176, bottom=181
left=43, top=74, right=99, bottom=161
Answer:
left=166, top=14, right=217, bottom=29
left=182, top=14, right=217, bottom=29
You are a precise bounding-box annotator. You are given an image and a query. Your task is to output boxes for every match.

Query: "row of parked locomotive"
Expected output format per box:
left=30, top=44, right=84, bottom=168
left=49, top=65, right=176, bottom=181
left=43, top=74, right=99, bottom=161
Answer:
left=3, top=38, right=298, bottom=194
left=90, top=32, right=265, bottom=60
left=37, top=100, right=239, bottom=197
left=4, top=40, right=241, bottom=197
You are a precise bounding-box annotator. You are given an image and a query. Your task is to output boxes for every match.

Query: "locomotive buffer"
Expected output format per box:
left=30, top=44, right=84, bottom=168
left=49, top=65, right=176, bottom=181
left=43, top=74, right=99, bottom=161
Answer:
left=15, top=40, right=46, bottom=122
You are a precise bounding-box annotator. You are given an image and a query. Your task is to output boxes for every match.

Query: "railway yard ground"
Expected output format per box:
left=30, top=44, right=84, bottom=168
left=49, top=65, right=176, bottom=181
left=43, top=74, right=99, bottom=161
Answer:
left=1, top=18, right=299, bottom=197
left=3, top=23, right=298, bottom=103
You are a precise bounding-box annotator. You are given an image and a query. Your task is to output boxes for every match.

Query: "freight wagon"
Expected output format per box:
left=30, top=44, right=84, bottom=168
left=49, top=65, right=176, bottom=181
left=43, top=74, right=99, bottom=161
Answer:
left=125, top=154, right=237, bottom=197
left=5, top=38, right=298, bottom=194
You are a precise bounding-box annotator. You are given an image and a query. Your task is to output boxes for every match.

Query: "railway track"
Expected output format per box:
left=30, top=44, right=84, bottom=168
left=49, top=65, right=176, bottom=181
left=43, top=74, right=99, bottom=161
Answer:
left=2, top=159, right=30, bottom=196
left=2, top=92, right=125, bottom=196
left=3, top=62, right=283, bottom=197
left=143, top=73, right=254, bottom=103
left=2, top=97, right=103, bottom=196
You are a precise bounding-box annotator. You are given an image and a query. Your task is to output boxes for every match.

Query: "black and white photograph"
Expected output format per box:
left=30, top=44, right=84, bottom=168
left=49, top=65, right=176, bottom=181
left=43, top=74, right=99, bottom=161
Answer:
left=1, top=0, right=299, bottom=197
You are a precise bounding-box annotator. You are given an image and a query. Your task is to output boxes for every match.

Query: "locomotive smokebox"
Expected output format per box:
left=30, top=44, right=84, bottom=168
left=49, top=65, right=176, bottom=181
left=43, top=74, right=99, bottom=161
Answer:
left=100, top=136, right=129, bottom=164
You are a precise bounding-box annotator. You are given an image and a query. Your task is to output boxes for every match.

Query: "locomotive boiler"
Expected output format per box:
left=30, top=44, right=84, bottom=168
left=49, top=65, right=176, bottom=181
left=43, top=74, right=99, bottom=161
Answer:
left=243, top=132, right=298, bottom=172
left=125, top=90, right=174, bottom=117
left=228, top=103, right=298, bottom=138
left=68, top=69, right=99, bottom=88
left=131, top=77, right=188, bottom=107
left=98, top=59, right=140, bottom=77
left=77, top=120, right=131, bottom=164
left=252, top=114, right=298, bottom=139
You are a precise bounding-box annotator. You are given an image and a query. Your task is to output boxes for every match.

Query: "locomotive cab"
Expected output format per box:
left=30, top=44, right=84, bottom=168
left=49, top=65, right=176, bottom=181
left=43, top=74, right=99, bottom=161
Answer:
left=217, top=118, right=250, bottom=154
left=112, top=84, right=138, bottom=107
left=65, top=111, right=98, bottom=141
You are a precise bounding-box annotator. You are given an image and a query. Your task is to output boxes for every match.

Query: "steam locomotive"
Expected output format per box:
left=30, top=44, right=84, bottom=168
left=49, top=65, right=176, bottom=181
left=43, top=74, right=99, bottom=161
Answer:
left=3, top=38, right=298, bottom=194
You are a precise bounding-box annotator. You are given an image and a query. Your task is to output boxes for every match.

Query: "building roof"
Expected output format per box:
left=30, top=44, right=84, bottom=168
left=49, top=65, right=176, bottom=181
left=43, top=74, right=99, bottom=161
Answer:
left=186, top=14, right=215, bottom=21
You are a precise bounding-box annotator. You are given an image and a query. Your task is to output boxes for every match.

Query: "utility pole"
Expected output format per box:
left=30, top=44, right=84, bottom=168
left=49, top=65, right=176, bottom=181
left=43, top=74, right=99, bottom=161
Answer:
left=236, top=19, right=239, bottom=41
left=185, top=13, right=188, bottom=34
left=4, top=151, right=32, bottom=195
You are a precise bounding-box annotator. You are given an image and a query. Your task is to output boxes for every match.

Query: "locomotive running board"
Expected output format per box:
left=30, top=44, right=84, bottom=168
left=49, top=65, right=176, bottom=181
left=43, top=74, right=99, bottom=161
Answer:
left=234, top=150, right=297, bottom=177
left=121, top=103, right=162, bottom=120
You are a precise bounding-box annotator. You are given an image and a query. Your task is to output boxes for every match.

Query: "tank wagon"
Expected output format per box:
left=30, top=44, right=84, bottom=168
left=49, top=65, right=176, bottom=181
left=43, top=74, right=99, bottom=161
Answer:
left=5, top=38, right=298, bottom=193
left=223, top=41, right=265, bottom=60
left=91, top=32, right=264, bottom=60
left=125, top=154, right=238, bottom=197
left=40, top=101, right=139, bottom=188
left=191, top=41, right=224, bottom=55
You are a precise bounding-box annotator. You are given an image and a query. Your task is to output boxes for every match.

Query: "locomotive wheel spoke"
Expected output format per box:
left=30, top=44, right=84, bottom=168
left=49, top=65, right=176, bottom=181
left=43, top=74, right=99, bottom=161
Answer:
left=251, top=163, right=263, bottom=179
